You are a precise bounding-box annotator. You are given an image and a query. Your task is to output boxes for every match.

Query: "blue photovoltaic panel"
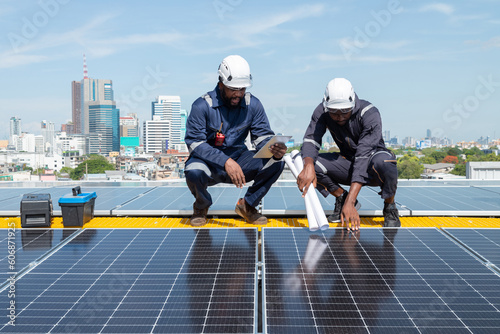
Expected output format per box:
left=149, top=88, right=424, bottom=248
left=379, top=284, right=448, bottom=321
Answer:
left=112, top=187, right=196, bottom=214
left=113, top=186, right=246, bottom=215
left=0, top=229, right=77, bottom=282
left=474, top=186, right=500, bottom=195
left=394, top=186, right=500, bottom=215
left=443, top=228, right=500, bottom=269
left=0, top=187, right=155, bottom=216
left=263, top=228, right=500, bottom=333
left=0, top=228, right=257, bottom=333
left=83, top=186, right=155, bottom=212
left=0, top=188, right=70, bottom=216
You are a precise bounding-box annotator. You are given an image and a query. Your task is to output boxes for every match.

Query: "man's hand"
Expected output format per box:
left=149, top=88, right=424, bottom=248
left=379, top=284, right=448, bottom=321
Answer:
left=340, top=183, right=362, bottom=231
left=225, top=158, right=245, bottom=188
left=297, top=157, right=316, bottom=197
left=341, top=201, right=360, bottom=231
left=269, top=143, right=287, bottom=159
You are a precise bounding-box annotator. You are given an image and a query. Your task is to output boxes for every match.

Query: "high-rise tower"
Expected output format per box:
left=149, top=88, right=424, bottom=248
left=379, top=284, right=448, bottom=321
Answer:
left=73, top=55, right=119, bottom=154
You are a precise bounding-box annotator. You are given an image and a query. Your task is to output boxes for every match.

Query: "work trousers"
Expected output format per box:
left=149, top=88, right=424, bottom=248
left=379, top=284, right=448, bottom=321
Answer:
left=314, top=151, right=398, bottom=199
left=185, top=150, right=285, bottom=210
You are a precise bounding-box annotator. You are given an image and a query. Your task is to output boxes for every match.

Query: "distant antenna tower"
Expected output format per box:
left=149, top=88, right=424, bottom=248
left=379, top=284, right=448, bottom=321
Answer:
left=83, top=54, right=89, bottom=79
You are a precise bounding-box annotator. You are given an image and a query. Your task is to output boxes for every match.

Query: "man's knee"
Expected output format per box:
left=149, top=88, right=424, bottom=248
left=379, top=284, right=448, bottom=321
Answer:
left=185, top=163, right=211, bottom=184
left=373, top=158, right=397, bottom=179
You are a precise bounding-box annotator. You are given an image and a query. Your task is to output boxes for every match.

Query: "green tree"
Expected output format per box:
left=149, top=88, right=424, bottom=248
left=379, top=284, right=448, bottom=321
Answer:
left=397, top=154, right=424, bottom=179
left=447, top=147, right=462, bottom=157
left=450, top=163, right=466, bottom=176
left=421, top=147, right=436, bottom=157
left=70, top=155, right=115, bottom=180
left=463, top=147, right=484, bottom=158
left=430, top=150, right=447, bottom=162
left=286, top=145, right=302, bottom=153
left=419, top=156, right=436, bottom=165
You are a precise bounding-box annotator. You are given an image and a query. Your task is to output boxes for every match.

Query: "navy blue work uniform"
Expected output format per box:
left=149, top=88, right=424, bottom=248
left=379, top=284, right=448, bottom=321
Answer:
left=301, top=95, right=398, bottom=199
left=184, top=85, right=284, bottom=210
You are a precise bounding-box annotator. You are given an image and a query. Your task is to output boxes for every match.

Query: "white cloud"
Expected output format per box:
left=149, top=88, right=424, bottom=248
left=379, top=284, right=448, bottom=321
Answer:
left=465, top=36, right=500, bottom=49
left=209, top=3, right=327, bottom=51
left=0, top=13, right=190, bottom=69
left=419, top=3, right=455, bottom=15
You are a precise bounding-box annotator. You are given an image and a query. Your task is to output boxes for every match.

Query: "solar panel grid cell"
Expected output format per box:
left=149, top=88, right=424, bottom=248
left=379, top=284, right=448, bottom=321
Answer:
left=0, top=229, right=257, bottom=334
left=263, top=228, right=500, bottom=334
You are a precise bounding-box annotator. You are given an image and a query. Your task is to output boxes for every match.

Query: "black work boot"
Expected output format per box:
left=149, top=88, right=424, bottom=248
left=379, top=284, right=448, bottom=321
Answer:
left=190, top=204, right=208, bottom=227
left=328, top=191, right=361, bottom=223
left=383, top=202, right=401, bottom=227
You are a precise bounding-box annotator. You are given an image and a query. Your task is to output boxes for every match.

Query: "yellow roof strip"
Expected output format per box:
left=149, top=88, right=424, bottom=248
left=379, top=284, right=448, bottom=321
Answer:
left=2, top=216, right=500, bottom=229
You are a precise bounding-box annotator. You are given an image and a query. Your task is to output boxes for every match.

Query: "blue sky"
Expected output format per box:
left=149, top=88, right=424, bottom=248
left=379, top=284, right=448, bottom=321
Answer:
left=1, top=0, right=499, bottom=144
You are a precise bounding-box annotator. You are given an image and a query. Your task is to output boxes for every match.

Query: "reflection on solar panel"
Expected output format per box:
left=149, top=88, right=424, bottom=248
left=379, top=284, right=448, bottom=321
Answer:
left=0, top=184, right=499, bottom=217
left=0, top=229, right=77, bottom=283
left=395, top=186, right=500, bottom=216
left=263, top=228, right=500, bottom=333
left=0, top=229, right=257, bottom=333
left=443, top=228, right=500, bottom=270
left=0, top=187, right=156, bottom=216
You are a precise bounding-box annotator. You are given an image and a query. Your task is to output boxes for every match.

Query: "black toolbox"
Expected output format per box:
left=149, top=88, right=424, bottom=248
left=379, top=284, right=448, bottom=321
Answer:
left=20, top=194, right=53, bottom=227
left=58, top=186, right=97, bottom=227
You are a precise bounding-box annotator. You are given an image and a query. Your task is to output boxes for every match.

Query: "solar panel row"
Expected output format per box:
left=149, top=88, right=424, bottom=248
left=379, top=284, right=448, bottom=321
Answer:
left=1, top=184, right=500, bottom=216
left=1, top=228, right=500, bottom=333
left=263, top=228, right=500, bottom=333
left=0, top=229, right=257, bottom=334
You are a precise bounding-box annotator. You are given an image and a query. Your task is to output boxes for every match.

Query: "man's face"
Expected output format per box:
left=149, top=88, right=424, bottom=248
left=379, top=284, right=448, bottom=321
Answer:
left=327, top=108, right=352, bottom=126
left=219, top=82, right=246, bottom=107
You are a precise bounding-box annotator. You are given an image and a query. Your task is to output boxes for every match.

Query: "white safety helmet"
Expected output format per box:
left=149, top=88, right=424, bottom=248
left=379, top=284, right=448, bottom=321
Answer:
left=218, top=55, right=253, bottom=89
left=323, top=78, right=355, bottom=111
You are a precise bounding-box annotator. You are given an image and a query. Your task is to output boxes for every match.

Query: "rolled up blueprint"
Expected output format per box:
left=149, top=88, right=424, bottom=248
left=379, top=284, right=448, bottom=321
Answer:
left=284, top=154, right=319, bottom=231
left=291, top=153, right=329, bottom=231
left=284, top=154, right=319, bottom=232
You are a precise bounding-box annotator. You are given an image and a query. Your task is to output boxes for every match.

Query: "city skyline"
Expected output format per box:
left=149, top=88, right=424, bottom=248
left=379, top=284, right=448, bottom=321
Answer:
left=1, top=1, right=500, bottom=143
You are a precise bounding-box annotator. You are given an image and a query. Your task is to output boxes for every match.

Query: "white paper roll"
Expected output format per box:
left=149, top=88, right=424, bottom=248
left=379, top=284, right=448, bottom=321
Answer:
left=283, top=155, right=299, bottom=178
left=293, top=154, right=329, bottom=231
left=292, top=153, right=321, bottom=231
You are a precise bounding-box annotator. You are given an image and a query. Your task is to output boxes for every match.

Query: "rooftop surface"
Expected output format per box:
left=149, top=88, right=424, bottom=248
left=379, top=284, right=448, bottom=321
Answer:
left=1, top=180, right=499, bottom=333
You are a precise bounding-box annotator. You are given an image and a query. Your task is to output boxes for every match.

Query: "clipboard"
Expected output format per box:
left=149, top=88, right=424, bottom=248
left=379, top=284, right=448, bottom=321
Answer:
left=253, top=135, right=292, bottom=158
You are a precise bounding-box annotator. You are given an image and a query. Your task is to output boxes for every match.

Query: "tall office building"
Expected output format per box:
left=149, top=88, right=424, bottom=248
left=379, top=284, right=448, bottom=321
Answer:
left=61, top=122, right=75, bottom=135
left=71, top=81, right=81, bottom=133
left=120, top=113, right=139, bottom=137
left=74, top=55, right=120, bottom=154
left=383, top=130, right=390, bottom=143
left=151, top=96, right=186, bottom=151
left=88, top=101, right=120, bottom=154
left=143, top=116, right=170, bottom=153
left=41, top=120, right=55, bottom=154
left=9, top=117, right=21, bottom=145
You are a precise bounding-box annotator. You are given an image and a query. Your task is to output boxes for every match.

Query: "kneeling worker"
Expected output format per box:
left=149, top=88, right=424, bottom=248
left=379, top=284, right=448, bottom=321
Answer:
left=297, top=78, right=401, bottom=230
left=184, top=55, right=286, bottom=226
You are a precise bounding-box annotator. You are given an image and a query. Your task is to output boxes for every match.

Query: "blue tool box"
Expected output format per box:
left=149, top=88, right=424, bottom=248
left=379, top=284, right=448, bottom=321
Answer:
left=58, top=186, right=97, bottom=226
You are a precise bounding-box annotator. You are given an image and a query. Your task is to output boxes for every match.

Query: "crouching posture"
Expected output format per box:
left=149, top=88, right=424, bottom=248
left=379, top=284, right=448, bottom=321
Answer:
left=297, top=78, right=401, bottom=230
left=184, top=55, right=286, bottom=226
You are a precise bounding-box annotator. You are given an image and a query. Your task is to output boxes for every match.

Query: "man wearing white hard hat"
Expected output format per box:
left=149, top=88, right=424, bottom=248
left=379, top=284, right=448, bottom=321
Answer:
left=297, top=78, right=400, bottom=230
left=184, top=55, right=286, bottom=226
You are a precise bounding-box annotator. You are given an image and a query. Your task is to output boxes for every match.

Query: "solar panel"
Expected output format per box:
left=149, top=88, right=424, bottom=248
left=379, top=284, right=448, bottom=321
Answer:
left=0, top=229, right=77, bottom=283
left=113, top=186, right=248, bottom=216
left=443, top=228, right=500, bottom=270
left=0, top=187, right=156, bottom=216
left=262, top=228, right=500, bottom=333
left=262, top=186, right=402, bottom=216
left=394, top=186, right=500, bottom=216
left=0, top=228, right=257, bottom=333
